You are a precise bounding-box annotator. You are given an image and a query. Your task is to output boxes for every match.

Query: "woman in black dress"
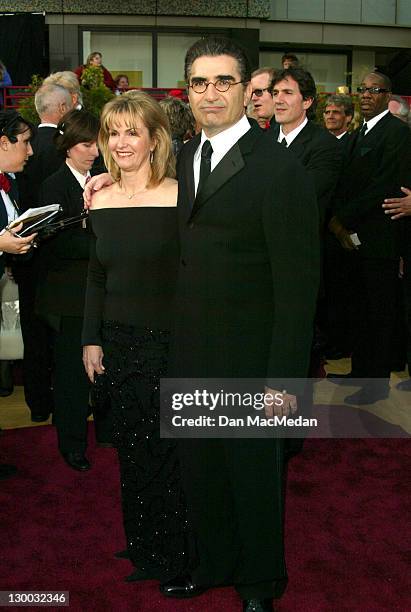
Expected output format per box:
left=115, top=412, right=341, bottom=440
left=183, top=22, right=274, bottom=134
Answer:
left=82, top=92, right=188, bottom=582
left=36, top=109, right=106, bottom=471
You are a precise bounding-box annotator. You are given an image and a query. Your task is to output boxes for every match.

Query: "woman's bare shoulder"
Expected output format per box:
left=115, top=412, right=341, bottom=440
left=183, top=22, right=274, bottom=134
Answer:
left=89, top=183, right=118, bottom=210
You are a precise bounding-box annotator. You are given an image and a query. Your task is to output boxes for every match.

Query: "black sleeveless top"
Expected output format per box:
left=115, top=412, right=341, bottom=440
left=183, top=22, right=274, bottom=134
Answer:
left=81, top=206, right=179, bottom=346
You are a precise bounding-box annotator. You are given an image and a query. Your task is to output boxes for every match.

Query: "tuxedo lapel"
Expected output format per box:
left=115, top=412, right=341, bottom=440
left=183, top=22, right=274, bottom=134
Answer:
left=189, top=142, right=245, bottom=220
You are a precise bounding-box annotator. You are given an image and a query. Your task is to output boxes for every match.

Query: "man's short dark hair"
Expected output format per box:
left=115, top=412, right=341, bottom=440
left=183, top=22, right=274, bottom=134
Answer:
left=364, top=71, right=392, bottom=90
left=184, top=37, right=251, bottom=84
left=325, top=94, right=354, bottom=117
left=281, top=53, right=299, bottom=66
left=271, top=67, right=317, bottom=117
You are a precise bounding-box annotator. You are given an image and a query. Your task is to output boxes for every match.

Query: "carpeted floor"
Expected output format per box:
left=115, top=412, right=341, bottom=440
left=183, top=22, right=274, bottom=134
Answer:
left=1, top=424, right=410, bottom=611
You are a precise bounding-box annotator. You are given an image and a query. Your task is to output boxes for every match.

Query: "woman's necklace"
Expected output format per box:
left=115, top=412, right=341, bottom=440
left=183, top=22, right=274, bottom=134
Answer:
left=121, top=184, right=148, bottom=200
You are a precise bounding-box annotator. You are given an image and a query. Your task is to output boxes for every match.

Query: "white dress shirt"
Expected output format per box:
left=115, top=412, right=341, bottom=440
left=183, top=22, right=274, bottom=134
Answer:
left=66, top=160, right=90, bottom=189
left=277, top=117, right=308, bottom=147
left=360, top=109, right=390, bottom=136
left=193, top=114, right=251, bottom=196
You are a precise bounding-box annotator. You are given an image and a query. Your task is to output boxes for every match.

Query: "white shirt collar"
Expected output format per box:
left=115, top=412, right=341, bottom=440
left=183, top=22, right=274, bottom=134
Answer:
left=362, top=109, right=390, bottom=134
left=194, top=115, right=251, bottom=195
left=66, top=160, right=90, bottom=189
left=336, top=131, right=347, bottom=139
left=38, top=123, right=58, bottom=129
left=278, top=117, right=308, bottom=146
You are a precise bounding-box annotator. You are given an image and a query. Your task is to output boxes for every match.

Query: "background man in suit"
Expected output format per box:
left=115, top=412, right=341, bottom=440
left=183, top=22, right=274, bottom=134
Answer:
left=164, top=37, right=319, bottom=612
left=323, top=94, right=354, bottom=139
left=270, top=67, right=341, bottom=229
left=328, top=72, right=411, bottom=404
left=14, top=83, right=73, bottom=422
left=250, top=67, right=276, bottom=129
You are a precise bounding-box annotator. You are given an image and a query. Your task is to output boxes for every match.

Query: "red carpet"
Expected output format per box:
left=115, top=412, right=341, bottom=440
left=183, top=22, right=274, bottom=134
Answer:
left=1, top=425, right=410, bottom=611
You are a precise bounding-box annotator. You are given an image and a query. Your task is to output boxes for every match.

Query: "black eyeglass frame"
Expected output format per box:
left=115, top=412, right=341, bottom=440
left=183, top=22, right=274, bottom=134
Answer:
left=251, top=87, right=271, bottom=98
left=356, top=86, right=390, bottom=95
left=187, top=79, right=245, bottom=94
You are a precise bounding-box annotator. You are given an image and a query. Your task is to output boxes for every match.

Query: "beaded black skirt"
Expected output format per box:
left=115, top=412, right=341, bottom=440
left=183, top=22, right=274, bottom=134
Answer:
left=101, top=320, right=189, bottom=581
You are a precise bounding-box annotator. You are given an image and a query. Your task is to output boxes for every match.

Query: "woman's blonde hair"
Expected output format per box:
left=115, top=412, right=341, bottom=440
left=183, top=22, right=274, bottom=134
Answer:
left=99, top=90, right=175, bottom=187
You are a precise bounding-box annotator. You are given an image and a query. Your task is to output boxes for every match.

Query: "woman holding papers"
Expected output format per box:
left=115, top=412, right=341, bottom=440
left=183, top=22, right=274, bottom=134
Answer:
left=81, top=93, right=189, bottom=584
left=36, top=109, right=105, bottom=472
left=0, top=109, right=37, bottom=478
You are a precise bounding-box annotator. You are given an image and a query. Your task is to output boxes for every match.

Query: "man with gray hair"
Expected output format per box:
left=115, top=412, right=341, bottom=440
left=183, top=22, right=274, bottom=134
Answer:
left=250, top=66, right=276, bottom=129
left=323, top=94, right=354, bottom=139
left=43, top=71, right=83, bottom=109
left=388, top=94, right=409, bottom=124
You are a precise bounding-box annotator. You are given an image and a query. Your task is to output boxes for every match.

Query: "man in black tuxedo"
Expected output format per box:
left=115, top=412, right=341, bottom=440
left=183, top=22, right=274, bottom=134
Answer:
left=14, top=84, right=73, bottom=422
left=164, top=38, right=320, bottom=612
left=270, top=67, right=341, bottom=229
left=328, top=72, right=411, bottom=404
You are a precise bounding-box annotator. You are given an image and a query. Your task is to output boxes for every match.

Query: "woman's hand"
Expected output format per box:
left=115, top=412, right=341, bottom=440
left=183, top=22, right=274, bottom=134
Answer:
left=83, top=344, right=105, bottom=383
left=83, top=173, right=114, bottom=209
left=0, top=223, right=36, bottom=254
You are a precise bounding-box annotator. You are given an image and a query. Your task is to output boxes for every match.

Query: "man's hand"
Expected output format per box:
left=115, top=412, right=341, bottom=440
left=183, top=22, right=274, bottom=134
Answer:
left=383, top=187, right=411, bottom=220
left=0, top=223, right=36, bottom=254
left=328, top=215, right=357, bottom=251
left=83, top=345, right=105, bottom=383
left=83, top=173, right=114, bottom=209
left=264, top=387, right=297, bottom=418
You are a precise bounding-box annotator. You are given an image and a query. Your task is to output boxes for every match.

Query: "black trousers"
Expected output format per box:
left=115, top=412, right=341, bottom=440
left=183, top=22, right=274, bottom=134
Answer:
left=178, top=438, right=287, bottom=600
left=14, top=261, right=54, bottom=414
left=350, top=256, right=398, bottom=382
left=52, top=316, right=112, bottom=454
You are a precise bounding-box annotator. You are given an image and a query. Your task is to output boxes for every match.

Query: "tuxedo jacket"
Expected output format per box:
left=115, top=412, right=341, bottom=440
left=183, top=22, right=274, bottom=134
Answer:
left=17, top=126, right=65, bottom=213
left=172, top=119, right=320, bottom=383
left=35, top=163, right=90, bottom=321
left=270, top=120, right=342, bottom=229
left=333, top=112, right=411, bottom=259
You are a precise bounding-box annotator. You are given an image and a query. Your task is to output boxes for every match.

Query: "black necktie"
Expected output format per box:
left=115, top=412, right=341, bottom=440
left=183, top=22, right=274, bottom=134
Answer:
left=280, top=137, right=288, bottom=148
left=197, top=140, right=213, bottom=197
left=355, top=123, right=367, bottom=149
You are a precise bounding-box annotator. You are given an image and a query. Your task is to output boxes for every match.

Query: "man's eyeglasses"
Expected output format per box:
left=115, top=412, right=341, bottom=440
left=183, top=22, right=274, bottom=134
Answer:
left=357, top=86, right=390, bottom=95
left=252, top=88, right=271, bottom=98
left=188, top=79, right=244, bottom=94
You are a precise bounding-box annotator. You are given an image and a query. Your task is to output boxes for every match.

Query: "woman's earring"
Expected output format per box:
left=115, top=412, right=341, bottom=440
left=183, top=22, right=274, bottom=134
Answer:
left=150, top=150, right=154, bottom=164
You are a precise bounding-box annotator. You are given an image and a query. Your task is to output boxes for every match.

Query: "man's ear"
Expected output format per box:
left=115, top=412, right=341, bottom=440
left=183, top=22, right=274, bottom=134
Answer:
left=244, top=81, right=253, bottom=107
left=303, top=97, right=314, bottom=111
left=0, top=135, right=9, bottom=150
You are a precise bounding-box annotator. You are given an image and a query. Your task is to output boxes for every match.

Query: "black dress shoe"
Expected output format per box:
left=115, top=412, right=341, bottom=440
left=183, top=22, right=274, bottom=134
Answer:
left=0, top=463, right=17, bottom=480
left=125, top=568, right=153, bottom=582
left=31, top=412, right=51, bottom=423
left=160, top=575, right=207, bottom=598
left=114, top=549, right=130, bottom=559
left=344, top=388, right=389, bottom=406
left=396, top=378, right=411, bottom=391
left=62, top=452, right=91, bottom=471
left=243, top=598, right=274, bottom=612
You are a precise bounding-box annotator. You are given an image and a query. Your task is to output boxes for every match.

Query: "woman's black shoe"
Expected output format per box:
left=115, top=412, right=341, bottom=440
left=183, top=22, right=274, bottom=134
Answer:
left=159, top=575, right=207, bottom=598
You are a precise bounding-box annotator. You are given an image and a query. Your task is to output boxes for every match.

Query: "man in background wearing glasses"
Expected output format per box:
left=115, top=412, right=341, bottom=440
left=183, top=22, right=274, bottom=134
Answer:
left=250, top=67, right=276, bottom=129
left=328, top=71, right=411, bottom=405
left=166, top=37, right=319, bottom=612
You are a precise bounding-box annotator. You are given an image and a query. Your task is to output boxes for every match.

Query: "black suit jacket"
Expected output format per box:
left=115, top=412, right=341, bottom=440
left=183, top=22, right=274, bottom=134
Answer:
left=270, top=121, right=342, bottom=228
left=334, top=112, right=411, bottom=259
left=17, top=126, right=65, bottom=212
left=172, top=119, right=320, bottom=383
left=35, top=163, right=90, bottom=323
